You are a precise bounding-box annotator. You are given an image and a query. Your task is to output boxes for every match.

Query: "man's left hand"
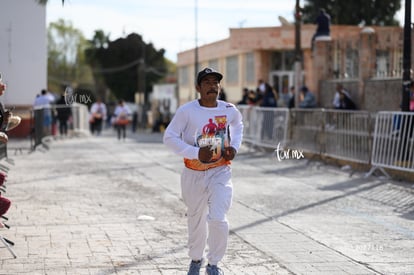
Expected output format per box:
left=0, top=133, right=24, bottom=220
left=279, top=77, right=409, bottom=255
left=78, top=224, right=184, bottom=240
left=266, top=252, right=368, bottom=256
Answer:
left=223, top=146, right=236, bottom=161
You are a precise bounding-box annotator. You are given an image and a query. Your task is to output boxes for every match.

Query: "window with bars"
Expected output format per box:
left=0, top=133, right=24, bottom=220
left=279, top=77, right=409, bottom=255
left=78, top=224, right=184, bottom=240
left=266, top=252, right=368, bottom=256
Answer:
left=245, top=53, right=255, bottom=83
left=179, top=66, right=189, bottom=86
left=376, top=50, right=389, bottom=78
left=226, top=55, right=239, bottom=83
left=208, top=59, right=219, bottom=71
left=270, top=51, right=296, bottom=71
left=345, top=48, right=359, bottom=79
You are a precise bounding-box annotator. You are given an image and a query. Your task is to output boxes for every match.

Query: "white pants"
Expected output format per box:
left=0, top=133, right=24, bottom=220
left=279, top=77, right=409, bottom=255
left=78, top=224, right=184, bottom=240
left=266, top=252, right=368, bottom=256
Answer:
left=181, top=165, right=233, bottom=266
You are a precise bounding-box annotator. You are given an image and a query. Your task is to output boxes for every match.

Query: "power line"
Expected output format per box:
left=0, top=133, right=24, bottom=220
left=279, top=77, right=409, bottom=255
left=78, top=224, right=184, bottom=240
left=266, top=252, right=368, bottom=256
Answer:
left=92, top=58, right=141, bottom=74
left=91, top=59, right=166, bottom=76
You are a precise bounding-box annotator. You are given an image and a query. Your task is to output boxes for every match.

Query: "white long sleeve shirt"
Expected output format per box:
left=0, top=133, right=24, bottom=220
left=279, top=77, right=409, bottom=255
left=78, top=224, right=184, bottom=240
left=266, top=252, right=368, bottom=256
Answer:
left=90, top=102, right=107, bottom=120
left=114, top=104, right=131, bottom=118
left=163, top=100, right=243, bottom=171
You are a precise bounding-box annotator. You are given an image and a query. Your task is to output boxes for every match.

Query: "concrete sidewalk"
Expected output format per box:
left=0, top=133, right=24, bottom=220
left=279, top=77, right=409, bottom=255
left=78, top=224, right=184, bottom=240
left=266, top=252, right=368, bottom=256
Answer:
left=0, top=133, right=289, bottom=275
left=1, top=131, right=414, bottom=274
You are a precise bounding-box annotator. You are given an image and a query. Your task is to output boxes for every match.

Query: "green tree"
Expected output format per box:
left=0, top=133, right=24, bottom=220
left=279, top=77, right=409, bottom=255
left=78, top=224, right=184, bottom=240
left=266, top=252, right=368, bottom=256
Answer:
left=84, top=30, right=111, bottom=101
left=47, top=19, right=93, bottom=93
left=302, top=0, right=401, bottom=26
left=85, top=33, right=167, bottom=103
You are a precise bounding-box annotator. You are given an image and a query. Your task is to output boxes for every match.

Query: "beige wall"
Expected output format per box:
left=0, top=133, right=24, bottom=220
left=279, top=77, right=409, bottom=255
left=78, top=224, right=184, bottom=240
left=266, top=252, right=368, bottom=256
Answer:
left=177, top=24, right=407, bottom=110
left=0, top=0, right=47, bottom=107
left=177, top=39, right=255, bottom=104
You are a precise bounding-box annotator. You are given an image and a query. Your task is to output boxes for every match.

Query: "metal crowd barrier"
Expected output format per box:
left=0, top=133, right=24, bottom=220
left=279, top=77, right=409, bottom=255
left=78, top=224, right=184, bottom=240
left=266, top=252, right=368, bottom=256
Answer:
left=238, top=105, right=256, bottom=144
left=237, top=106, right=414, bottom=177
left=368, top=111, right=414, bottom=176
left=322, top=109, right=373, bottom=164
left=289, top=108, right=325, bottom=155
left=238, top=106, right=289, bottom=149
left=32, top=103, right=90, bottom=150
left=242, top=107, right=374, bottom=165
left=32, top=108, right=50, bottom=149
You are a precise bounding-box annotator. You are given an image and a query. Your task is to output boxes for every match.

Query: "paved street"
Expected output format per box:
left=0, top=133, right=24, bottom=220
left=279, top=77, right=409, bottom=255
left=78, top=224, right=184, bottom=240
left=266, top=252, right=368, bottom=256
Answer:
left=1, top=129, right=414, bottom=274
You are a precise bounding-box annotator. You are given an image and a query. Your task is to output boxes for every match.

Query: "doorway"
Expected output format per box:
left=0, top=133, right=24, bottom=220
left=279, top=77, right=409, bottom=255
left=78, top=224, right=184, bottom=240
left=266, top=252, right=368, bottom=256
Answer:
left=269, top=71, right=295, bottom=94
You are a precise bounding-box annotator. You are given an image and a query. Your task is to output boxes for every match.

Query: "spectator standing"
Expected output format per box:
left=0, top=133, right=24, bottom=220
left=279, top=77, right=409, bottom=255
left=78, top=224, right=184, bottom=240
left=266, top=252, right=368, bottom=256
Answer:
left=260, top=83, right=277, bottom=108
left=33, top=89, right=55, bottom=136
left=247, top=90, right=257, bottom=105
left=33, top=89, right=54, bottom=108
left=410, top=82, right=414, bottom=111
left=132, top=111, right=138, bottom=133
left=256, top=79, right=267, bottom=104
left=55, top=94, right=72, bottom=136
left=280, top=86, right=295, bottom=108
left=237, top=88, right=249, bottom=105
left=299, top=86, right=317, bottom=108
left=257, top=79, right=266, bottom=94
left=336, top=90, right=357, bottom=110
left=260, top=83, right=277, bottom=140
left=332, top=84, right=351, bottom=109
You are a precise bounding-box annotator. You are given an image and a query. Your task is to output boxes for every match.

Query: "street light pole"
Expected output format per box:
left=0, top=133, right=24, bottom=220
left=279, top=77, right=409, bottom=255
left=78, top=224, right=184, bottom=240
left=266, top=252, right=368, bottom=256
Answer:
left=294, top=0, right=302, bottom=108
left=401, top=0, right=411, bottom=112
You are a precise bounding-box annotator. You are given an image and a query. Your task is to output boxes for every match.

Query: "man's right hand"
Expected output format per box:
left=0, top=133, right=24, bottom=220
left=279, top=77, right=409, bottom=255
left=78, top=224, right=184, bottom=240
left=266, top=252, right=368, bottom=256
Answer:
left=198, top=146, right=213, bottom=163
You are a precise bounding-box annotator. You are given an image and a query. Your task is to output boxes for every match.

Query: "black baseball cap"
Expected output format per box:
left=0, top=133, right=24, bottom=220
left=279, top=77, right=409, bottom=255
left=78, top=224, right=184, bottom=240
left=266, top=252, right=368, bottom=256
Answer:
left=196, top=67, right=223, bottom=85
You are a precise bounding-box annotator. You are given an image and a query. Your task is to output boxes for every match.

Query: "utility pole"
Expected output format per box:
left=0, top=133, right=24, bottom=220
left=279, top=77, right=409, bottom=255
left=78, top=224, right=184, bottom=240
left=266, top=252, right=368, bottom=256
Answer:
left=141, top=48, right=147, bottom=106
left=401, top=0, right=411, bottom=112
left=294, top=0, right=302, bottom=108
left=399, top=0, right=413, bottom=162
left=139, top=42, right=147, bottom=128
left=194, top=0, right=199, bottom=100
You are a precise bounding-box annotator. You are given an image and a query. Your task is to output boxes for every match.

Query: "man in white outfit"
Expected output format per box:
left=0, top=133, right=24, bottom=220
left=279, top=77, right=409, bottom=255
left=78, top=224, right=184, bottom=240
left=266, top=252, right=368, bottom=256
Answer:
left=163, top=68, right=243, bottom=275
left=89, top=98, right=107, bottom=136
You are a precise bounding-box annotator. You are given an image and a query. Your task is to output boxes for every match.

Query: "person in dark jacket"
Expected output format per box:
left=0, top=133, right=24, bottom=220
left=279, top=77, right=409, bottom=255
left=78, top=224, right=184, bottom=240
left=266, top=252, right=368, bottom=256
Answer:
left=260, top=82, right=277, bottom=140
left=260, top=83, right=277, bottom=108
left=56, top=94, right=72, bottom=136
left=311, top=8, right=331, bottom=51
left=299, top=86, right=317, bottom=108
left=336, top=90, right=357, bottom=110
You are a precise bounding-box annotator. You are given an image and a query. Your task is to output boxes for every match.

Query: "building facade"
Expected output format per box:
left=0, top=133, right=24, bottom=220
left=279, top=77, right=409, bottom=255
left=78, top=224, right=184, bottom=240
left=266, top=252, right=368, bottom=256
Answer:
left=0, top=0, right=47, bottom=108
left=177, top=23, right=409, bottom=112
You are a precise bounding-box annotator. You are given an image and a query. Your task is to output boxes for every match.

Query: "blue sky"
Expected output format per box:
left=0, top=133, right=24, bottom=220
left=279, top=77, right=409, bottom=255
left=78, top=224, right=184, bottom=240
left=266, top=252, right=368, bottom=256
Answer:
left=47, top=0, right=407, bottom=62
